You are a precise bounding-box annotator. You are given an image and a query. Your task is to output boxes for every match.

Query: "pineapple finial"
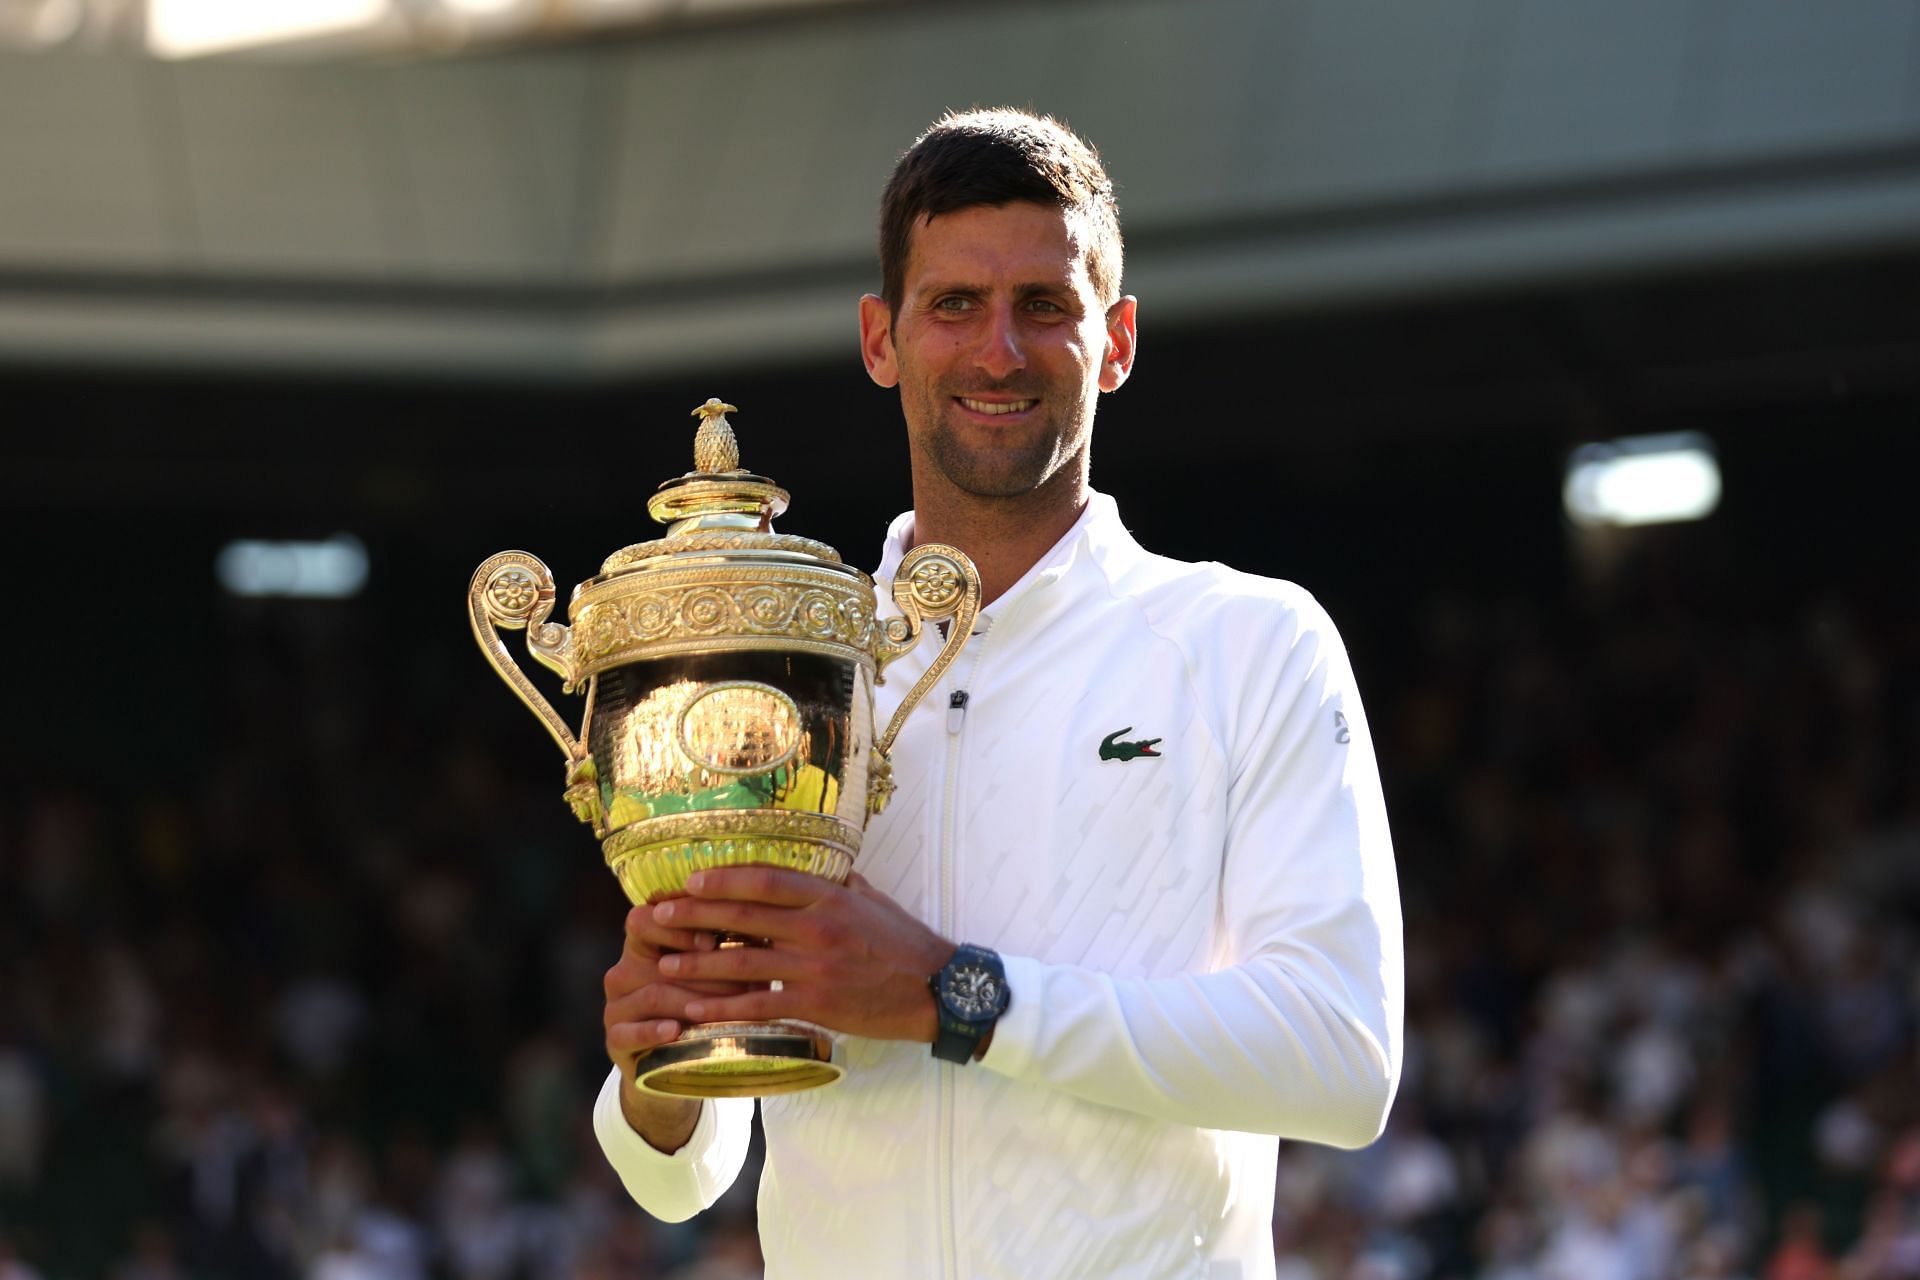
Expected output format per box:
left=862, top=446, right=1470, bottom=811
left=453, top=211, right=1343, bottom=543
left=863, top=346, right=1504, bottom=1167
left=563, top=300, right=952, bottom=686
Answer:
left=692, top=398, right=741, bottom=474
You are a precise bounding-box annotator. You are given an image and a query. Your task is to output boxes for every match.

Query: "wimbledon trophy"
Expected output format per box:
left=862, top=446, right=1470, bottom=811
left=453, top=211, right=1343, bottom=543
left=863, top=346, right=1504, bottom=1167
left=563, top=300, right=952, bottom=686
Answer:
left=468, top=399, right=979, bottom=1098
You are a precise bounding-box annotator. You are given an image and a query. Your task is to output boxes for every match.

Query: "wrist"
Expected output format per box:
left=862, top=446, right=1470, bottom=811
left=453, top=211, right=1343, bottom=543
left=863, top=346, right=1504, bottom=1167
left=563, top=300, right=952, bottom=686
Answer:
left=917, top=939, right=958, bottom=1044
left=915, top=984, right=943, bottom=1045
left=619, top=1074, right=701, bottom=1154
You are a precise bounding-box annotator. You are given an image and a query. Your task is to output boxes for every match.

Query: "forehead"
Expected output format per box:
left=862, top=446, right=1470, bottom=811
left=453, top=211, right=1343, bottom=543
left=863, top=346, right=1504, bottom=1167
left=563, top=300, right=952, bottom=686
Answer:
left=902, top=202, right=1094, bottom=291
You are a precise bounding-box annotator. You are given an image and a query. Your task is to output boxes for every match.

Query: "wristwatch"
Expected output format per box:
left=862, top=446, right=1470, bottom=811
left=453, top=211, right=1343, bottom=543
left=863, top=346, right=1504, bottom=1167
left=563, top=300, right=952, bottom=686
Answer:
left=929, top=944, right=1010, bottom=1064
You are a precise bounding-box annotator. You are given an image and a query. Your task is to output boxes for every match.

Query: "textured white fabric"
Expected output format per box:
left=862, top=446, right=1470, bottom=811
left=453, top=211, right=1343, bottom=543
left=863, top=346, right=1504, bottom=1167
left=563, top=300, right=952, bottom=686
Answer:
left=591, top=1067, right=751, bottom=1224
left=595, top=492, right=1404, bottom=1279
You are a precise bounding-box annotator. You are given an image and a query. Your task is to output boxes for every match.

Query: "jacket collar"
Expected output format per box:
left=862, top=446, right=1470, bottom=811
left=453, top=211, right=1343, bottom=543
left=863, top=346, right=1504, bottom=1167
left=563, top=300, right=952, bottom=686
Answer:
left=872, top=490, right=1135, bottom=628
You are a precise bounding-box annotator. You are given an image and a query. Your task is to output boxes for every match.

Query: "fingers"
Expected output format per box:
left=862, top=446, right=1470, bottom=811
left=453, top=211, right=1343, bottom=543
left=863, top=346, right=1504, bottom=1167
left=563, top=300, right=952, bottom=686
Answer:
left=604, top=979, right=754, bottom=1030
left=680, top=976, right=762, bottom=997
left=604, top=894, right=798, bottom=1073
left=651, top=896, right=818, bottom=942
left=606, top=946, right=757, bottom=1001
left=658, top=945, right=829, bottom=987
left=604, top=978, right=762, bottom=1068
left=624, top=903, right=705, bottom=958
left=605, top=953, right=752, bottom=1012
left=604, top=982, right=685, bottom=1033
left=678, top=967, right=941, bottom=1044
left=681, top=988, right=788, bottom=1025
left=608, top=869, right=946, bottom=1044
left=682, top=866, right=832, bottom=908
left=605, top=1016, right=685, bottom=1065
left=604, top=974, right=695, bottom=1057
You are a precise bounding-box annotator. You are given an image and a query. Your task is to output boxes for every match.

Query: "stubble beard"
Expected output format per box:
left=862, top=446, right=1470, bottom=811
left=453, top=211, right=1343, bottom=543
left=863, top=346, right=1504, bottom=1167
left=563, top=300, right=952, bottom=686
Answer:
left=909, top=383, right=1092, bottom=502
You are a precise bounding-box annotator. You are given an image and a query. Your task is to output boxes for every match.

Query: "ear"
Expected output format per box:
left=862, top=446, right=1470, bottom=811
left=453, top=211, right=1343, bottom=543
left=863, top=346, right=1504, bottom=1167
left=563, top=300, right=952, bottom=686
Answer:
left=1098, top=295, right=1138, bottom=393
left=859, top=294, right=899, bottom=388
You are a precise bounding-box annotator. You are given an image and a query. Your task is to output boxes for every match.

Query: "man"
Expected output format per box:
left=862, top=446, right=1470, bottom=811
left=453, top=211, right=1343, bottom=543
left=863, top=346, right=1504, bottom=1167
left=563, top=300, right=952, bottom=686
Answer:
left=595, top=108, right=1403, bottom=1280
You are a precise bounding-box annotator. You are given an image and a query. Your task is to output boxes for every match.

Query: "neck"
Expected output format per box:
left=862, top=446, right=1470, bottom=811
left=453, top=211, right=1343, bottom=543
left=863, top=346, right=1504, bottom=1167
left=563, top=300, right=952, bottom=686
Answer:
left=907, top=465, right=1088, bottom=607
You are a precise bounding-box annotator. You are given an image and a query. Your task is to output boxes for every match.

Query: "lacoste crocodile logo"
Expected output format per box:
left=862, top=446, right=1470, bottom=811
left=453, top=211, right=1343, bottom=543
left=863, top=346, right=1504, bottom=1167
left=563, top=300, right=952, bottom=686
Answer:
left=1099, top=727, right=1162, bottom=761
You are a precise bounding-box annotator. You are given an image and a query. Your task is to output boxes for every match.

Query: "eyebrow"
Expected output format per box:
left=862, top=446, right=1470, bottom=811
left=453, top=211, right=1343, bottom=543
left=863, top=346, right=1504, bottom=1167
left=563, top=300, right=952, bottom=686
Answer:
left=912, top=280, right=1078, bottom=305
left=913, top=282, right=986, bottom=302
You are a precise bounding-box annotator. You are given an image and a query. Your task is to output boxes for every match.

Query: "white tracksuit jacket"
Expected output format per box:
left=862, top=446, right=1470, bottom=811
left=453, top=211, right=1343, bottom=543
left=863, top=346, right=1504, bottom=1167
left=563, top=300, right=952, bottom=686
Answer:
left=594, top=492, right=1404, bottom=1280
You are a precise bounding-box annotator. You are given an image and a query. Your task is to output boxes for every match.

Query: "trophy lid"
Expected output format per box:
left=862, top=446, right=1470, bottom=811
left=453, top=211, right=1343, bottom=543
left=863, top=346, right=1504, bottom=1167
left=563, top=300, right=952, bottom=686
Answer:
left=599, top=399, right=846, bottom=575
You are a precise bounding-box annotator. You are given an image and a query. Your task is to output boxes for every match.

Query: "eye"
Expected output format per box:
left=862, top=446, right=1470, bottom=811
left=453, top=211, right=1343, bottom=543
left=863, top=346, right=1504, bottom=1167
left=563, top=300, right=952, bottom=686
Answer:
left=933, top=295, right=975, bottom=313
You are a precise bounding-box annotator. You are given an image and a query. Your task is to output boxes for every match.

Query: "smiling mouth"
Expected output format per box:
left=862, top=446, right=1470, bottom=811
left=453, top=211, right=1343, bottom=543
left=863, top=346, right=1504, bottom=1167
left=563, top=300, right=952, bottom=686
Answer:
left=956, top=397, right=1038, bottom=416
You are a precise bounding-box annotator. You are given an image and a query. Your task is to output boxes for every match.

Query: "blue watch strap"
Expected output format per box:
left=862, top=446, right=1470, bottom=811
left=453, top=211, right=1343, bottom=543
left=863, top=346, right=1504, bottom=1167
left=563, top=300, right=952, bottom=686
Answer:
left=932, top=1019, right=982, bottom=1064
left=929, top=945, right=1008, bottom=1065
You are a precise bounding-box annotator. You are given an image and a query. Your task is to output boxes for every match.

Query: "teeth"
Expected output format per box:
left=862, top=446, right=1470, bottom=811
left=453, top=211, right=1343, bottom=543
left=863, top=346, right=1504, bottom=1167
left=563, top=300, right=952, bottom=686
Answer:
left=959, top=398, right=1036, bottom=416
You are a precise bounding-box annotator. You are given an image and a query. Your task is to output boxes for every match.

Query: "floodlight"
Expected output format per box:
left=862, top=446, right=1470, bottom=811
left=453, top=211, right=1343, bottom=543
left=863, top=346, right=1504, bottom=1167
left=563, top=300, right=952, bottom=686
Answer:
left=216, top=535, right=369, bottom=599
left=439, top=0, right=531, bottom=14
left=148, top=0, right=386, bottom=57
left=1563, top=433, right=1721, bottom=529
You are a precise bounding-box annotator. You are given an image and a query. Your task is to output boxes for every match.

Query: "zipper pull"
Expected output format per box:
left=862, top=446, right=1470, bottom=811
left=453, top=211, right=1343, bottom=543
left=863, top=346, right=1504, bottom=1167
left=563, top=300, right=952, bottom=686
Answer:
left=947, top=690, right=969, bottom=735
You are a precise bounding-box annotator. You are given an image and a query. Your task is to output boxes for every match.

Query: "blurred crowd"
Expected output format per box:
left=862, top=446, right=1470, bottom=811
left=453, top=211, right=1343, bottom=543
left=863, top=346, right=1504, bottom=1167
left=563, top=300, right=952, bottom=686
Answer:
left=1274, top=578, right=1919, bottom=1280
left=0, top=554, right=1915, bottom=1280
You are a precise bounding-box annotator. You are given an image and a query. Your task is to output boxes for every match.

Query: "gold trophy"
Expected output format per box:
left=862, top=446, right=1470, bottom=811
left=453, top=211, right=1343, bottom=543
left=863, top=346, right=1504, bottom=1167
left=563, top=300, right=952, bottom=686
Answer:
left=468, top=399, right=979, bottom=1099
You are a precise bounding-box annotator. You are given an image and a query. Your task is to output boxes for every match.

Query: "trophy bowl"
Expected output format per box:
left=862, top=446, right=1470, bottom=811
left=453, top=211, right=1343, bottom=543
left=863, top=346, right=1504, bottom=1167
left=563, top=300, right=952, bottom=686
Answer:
left=468, top=400, right=979, bottom=1098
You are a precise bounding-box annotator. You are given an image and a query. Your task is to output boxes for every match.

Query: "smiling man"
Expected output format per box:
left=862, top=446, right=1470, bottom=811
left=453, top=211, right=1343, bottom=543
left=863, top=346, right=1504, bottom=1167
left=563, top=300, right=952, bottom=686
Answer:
left=593, top=109, right=1404, bottom=1280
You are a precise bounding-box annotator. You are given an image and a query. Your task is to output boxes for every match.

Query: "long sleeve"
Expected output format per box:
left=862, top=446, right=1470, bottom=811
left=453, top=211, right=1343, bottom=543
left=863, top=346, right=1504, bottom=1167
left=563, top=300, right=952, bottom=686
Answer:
left=979, top=592, right=1404, bottom=1148
left=591, top=1067, right=755, bottom=1221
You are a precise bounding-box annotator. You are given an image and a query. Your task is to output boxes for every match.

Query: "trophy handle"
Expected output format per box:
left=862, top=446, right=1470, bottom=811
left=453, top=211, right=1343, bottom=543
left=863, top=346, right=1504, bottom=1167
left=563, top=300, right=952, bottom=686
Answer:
left=874, top=543, right=981, bottom=756
left=468, top=551, right=584, bottom=761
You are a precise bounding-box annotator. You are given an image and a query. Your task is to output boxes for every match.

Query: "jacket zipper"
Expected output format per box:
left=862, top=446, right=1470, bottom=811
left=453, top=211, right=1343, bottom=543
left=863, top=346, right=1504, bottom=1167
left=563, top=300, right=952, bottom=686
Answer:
left=936, top=629, right=993, bottom=1280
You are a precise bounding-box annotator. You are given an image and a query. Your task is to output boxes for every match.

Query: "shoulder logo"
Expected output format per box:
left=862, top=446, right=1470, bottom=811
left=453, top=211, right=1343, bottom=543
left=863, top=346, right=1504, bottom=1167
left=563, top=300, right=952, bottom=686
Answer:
left=1334, top=710, right=1351, bottom=744
left=1099, top=727, right=1162, bottom=761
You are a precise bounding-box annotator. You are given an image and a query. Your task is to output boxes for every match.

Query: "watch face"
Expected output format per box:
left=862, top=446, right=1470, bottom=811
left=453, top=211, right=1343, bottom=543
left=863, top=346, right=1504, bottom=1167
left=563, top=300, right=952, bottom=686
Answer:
left=943, top=965, right=1003, bottom=1019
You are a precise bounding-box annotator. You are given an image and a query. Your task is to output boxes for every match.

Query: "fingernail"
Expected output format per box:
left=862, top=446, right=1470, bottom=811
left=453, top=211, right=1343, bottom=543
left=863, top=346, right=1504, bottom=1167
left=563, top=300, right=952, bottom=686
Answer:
left=653, top=901, right=675, bottom=922
left=655, top=1020, right=679, bottom=1038
left=684, top=1001, right=706, bottom=1020
left=658, top=954, right=681, bottom=975
left=686, top=872, right=707, bottom=892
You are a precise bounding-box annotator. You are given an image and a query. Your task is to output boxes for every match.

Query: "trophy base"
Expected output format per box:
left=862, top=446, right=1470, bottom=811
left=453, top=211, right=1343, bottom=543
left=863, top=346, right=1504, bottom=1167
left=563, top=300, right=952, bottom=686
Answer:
left=635, top=1022, right=845, bottom=1098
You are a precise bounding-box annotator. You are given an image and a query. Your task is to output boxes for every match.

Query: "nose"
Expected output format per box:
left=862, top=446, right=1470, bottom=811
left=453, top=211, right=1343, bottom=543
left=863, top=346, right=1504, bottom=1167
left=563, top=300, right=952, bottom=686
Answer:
left=972, top=304, right=1025, bottom=381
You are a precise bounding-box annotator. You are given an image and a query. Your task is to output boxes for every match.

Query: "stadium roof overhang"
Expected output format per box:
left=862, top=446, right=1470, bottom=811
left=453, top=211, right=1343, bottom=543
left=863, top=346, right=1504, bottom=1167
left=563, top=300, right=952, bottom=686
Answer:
left=4, top=0, right=1920, bottom=381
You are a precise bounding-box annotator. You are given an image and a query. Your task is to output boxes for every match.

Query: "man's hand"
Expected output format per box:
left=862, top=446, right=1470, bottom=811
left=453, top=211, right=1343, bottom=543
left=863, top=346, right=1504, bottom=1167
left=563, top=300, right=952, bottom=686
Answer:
left=602, top=901, right=757, bottom=1154
left=651, top=868, right=954, bottom=1044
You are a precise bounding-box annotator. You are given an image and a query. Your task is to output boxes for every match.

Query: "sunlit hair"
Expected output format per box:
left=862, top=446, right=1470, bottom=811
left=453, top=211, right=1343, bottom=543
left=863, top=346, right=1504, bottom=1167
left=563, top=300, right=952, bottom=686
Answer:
left=878, top=108, right=1123, bottom=317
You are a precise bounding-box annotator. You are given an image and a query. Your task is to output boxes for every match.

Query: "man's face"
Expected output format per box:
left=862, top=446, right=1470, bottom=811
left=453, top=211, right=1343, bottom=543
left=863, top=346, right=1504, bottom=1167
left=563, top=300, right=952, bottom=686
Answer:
left=860, top=202, right=1136, bottom=502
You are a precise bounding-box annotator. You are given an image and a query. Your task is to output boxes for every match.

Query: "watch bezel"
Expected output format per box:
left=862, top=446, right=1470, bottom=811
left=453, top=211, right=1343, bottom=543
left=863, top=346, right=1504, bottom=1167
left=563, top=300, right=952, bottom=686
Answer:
left=934, top=944, right=1009, bottom=1024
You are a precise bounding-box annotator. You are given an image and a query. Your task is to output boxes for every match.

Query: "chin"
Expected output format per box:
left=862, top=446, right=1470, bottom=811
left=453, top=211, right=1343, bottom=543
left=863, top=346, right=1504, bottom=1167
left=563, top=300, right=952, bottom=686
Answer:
left=949, top=460, right=1069, bottom=500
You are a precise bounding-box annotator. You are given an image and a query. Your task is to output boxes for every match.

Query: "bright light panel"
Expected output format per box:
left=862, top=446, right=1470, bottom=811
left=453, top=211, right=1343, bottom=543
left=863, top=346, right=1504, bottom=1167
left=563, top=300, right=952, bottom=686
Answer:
left=148, top=0, right=387, bottom=58
left=1564, top=433, right=1722, bottom=529
left=217, top=535, right=369, bottom=599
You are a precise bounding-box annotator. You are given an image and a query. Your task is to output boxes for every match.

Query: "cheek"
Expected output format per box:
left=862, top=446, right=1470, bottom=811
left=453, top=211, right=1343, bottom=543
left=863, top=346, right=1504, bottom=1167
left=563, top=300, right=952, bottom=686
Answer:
left=899, top=333, right=961, bottom=379
left=1064, top=323, right=1106, bottom=366
left=1055, top=340, right=1098, bottom=381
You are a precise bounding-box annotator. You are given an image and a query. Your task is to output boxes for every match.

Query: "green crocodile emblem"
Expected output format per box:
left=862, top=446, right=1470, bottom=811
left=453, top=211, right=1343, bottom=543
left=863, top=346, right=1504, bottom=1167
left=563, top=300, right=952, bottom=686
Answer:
left=1099, top=727, right=1162, bottom=761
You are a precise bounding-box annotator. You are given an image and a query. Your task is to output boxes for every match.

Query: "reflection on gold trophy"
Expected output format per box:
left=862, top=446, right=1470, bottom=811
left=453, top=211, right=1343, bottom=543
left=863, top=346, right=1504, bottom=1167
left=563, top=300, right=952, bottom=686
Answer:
left=468, top=400, right=979, bottom=1098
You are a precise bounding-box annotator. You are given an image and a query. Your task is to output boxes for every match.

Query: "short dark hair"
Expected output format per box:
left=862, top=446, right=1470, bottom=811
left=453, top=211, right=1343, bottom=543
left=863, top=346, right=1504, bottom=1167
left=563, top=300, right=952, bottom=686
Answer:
left=878, top=108, right=1123, bottom=317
